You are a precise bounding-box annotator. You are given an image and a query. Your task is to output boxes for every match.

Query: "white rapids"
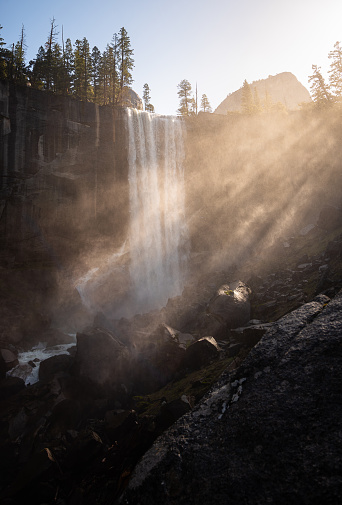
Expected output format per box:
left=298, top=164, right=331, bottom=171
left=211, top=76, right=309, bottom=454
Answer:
left=7, top=340, right=76, bottom=386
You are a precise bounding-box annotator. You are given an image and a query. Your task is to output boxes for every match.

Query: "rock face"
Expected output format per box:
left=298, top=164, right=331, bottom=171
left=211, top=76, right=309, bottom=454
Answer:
left=122, top=291, right=342, bottom=504
left=214, top=72, right=312, bottom=114
left=0, top=81, right=129, bottom=265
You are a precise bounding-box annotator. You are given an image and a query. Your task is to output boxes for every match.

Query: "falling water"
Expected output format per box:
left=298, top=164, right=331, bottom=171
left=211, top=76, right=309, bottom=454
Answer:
left=126, top=108, right=188, bottom=315
left=75, top=108, right=188, bottom=318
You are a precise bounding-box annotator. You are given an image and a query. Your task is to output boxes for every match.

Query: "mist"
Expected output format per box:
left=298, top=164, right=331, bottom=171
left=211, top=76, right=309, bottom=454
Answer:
left=185, top=109, right=342, bottom=275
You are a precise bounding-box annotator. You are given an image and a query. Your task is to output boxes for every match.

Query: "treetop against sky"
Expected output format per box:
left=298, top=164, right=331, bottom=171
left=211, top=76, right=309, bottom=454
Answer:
left=1, top=0, right=342, bottom=114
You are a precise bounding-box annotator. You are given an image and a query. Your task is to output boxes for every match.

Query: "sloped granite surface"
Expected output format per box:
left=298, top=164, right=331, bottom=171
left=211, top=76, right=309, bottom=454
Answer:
left=122, top=292, right=342, bottom=504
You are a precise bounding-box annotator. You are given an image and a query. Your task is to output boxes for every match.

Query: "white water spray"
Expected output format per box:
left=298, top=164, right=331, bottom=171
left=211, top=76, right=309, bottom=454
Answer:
left=127, top=108, right=188, bottom=314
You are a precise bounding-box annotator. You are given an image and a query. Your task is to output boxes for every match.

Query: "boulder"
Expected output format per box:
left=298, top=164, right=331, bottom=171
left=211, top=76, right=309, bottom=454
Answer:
left=207, top=281, right=251, bottom=329
left=0, top=348, right=19, bottom=371
left=182, top=337, right=220, bottom=370
left=73, top=327, right=131, bottom=392
left=39, top=354, right=74, bottom=383
left=132, top=324, right=188, bottom=394
left=160, top=324, right=194, bottom=349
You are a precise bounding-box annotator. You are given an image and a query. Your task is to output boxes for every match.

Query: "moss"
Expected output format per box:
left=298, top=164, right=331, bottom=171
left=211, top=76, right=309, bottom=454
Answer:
left=133, top=355, right=234, bottom=417
left=224, top=289, right=234, bottom=296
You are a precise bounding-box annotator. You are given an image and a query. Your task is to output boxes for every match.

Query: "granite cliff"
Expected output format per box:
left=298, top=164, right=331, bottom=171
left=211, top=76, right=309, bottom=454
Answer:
left=0, top=80, right=129, bottom=267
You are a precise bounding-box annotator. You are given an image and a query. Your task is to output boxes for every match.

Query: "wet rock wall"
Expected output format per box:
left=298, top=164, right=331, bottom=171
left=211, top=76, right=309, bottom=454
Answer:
left=0, top=80, right=129, bottom=266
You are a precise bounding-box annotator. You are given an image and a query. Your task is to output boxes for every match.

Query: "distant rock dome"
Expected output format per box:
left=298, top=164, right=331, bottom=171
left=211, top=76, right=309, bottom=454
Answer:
left=214, top=72, right=312, bottom=114
left=121, top=87, right=143, bottom=110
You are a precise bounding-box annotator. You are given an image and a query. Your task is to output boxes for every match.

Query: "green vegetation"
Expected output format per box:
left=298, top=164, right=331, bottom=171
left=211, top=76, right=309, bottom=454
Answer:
left=309, top=41, right=342, bottom=109
left=0, top=21, right=138, bottom=107
left=133, top=355, right=234, bottom=417
left=177, top=79, right=195, bottom=116
left=224, top=289, right=234, bottom=296
left=142, top=83, right=154, bottom=112
left=200, top=93, right=212, bottom=113
left=177, top=79, right=212, bottom=116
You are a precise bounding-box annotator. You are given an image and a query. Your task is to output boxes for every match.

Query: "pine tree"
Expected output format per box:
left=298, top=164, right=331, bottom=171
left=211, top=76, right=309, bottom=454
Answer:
left=143, top=83, right=150, bottom=110
left=29, top=46, right=46, bottom=89
left=13, top=25, right=27, bottom=84
left=0, top=25, right=8, bottom=79
left=241, top=79, right=254, bottom=114
left=143, top=83, right=155, bottom=112
left=118, top=27, right=134, bottom=104
left=74, top=38, right=92, bottom=101
left=200, top=94, right=212, bottom=112
left=177, top=79, right=193, bottom=116
left=110, top=33, right=119, bottom=104
left=91, top=46, right=102, bottom=102
left=308, top=64, right=333, bottom=108
left=63, top=38, right=74, bottom=94
left=50, top=42, right=65, bottom=93
left=328, top=41, right=342, bottom=101
left=45, top=17, right=58, bottom=90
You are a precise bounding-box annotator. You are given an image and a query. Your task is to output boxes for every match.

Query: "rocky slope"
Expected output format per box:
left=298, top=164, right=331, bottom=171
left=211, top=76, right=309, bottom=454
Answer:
left=0, top=204, right=341, bottom=505
left=214, top=72, right=312, bottom=114
left=122, top=290, right=342, bottom=504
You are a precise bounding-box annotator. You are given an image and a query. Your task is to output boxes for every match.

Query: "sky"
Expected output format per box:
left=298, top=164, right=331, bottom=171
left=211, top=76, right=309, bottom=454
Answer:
left=1, top=0, right=342, bottom=115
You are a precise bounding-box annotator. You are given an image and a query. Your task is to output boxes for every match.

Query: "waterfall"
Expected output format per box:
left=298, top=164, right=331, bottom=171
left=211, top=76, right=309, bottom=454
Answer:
left=126, top=108, right=188, bottom=315
left=75, top=108, right=188, bottom=318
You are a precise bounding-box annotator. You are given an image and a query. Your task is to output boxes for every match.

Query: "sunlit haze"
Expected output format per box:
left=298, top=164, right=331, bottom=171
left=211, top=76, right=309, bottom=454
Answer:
left=2, top=0, right=342, bottom=114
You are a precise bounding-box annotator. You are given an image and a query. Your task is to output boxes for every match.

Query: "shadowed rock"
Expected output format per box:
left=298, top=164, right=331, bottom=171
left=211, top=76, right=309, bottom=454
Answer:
left=122, top=291, right=342, bottom=505
left=207, top=281, right=251, bottom=328
left=73, top=327, right=131, bottom=392
left=181, top=336, right=220, bottom=370
left=38, top=354, right=74, bottom=383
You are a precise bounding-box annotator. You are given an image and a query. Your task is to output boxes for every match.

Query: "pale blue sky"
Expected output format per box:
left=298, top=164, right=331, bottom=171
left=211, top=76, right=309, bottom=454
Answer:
left=1, top=0, right=342, bottom=114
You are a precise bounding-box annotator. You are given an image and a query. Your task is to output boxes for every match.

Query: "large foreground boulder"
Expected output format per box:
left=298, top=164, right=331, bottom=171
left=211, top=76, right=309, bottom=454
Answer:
left=122, top=291, right=342, bottom=505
